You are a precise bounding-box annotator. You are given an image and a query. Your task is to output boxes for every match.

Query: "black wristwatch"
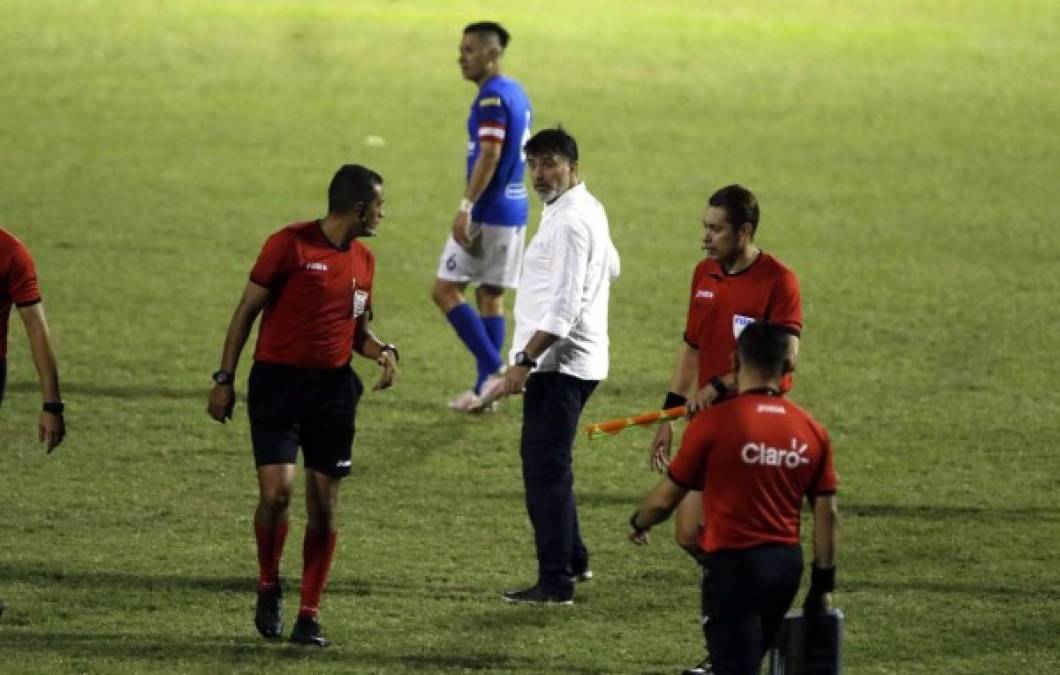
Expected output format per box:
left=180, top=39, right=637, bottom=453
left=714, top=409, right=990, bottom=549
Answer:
left=513, top=350, right=537, bottom=369
left=212, top=370, right=234, bottom=386
left=42, top=400, right=65, bottom=415
left=380, top=343, right=400, bottom=363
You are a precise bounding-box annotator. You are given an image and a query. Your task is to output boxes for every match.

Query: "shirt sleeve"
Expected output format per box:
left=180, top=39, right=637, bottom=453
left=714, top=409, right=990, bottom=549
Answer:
left=807, top=425, right=838, bottom=496
left=667, top=412, right=712, bottom=491
left=537, top=217, right=591, bottom=338
left=767, top=268, right=802, bottom=336
left=476, top=91, right=509, bottom=145
left=249, top=231, right=296, bottom=289
left=7, top=240, right=42, bottom=307
left=682, top=267, right=700, bottom=349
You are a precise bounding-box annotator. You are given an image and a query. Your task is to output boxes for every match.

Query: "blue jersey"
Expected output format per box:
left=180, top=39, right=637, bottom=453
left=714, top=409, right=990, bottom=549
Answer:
left=467, top=75, right=531, bottom=226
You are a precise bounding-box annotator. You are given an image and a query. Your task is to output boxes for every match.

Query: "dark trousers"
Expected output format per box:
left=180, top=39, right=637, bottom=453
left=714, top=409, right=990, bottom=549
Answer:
left=703, top=544, right=803, bottom=675
left=0, top=359, right=6, bottom=406
left=519, top=372, right=598, bottom=595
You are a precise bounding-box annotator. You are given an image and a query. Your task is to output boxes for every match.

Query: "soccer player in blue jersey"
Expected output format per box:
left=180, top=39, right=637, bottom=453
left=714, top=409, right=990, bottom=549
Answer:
left=431, top=21, right=533, bottom=412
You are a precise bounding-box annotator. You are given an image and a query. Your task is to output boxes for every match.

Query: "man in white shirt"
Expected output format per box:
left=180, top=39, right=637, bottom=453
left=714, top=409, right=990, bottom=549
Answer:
left=484, top=127, right=620, bottom=604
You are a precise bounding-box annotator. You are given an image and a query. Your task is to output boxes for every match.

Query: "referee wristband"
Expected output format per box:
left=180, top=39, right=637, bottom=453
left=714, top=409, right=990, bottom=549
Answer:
left=663, top=391, right=687, bottom=411
left=709, top=376, right=728, bottom=399
left=458, top=198, right=474, bottom=213
left=809, top=563, right=836, bottom=594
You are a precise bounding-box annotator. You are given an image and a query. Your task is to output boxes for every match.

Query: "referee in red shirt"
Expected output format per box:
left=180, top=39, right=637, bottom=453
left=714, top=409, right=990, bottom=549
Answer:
left=649, top=185, right=802, bottom=673
left=0, top=227, right=66, bottom=451
left=207, top=164, right=399, bottom=647
left=1, top=227, right=67, bottom=621
left=630, top=321, right=839, bottom=675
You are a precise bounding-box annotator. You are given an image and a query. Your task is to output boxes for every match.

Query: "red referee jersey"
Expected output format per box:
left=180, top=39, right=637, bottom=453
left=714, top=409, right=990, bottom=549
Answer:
left=250, top=221, right=374, bottom=369
left=0, top=228, right=43, bottom=360
left=684, top=252, right=801, bottom=389
left=668, top=391, right=837, bottom=553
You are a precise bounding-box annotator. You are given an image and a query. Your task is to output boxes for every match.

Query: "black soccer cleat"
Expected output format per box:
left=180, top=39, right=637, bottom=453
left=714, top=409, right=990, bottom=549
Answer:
left=290, top=615, right=329, bottom=647
left=254, top=585, right=283, bottom=639
left=501, top=584, right=574, bottom=605
left=680, top=656, right=713, bottom=675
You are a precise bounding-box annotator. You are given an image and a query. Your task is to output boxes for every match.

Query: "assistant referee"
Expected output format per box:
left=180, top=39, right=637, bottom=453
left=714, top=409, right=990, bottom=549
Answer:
left=629, top=322, right=839, bottom=675
left=207, top=164, right=399, bottom=647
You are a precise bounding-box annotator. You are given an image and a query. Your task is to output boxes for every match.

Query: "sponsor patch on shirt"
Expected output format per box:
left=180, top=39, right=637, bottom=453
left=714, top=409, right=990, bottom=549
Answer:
left=695, top=289, right=714, bottom=299
left=505, top=183, right=528, bottom=199
left=733, top=314, right=755, bottom=338
left=478, top=96, right=502, bottom=107
left=305, top=262, right=328, bottom=272
left=353, top=289, right=369, bottom=318
left=757, top=404, right=787, bottom=415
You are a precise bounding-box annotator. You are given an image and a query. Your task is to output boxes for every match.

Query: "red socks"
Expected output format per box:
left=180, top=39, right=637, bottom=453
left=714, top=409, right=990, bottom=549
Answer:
left=299, top=527, right=338, bottom=619
left=254, top=520, right=289, bottom=591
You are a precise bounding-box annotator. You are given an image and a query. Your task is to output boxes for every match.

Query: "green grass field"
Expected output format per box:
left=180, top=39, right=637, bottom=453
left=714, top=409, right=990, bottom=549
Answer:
left=2, top=1, right=1059, bottom=673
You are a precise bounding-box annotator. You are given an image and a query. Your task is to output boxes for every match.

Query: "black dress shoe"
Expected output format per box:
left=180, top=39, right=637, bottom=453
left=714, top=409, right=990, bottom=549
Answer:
left=254, top=585, right=283, bottom=639
left=572, top=558, right=593, bottom=582
left=290, top=615, right=329, bottom=647
left=680, top=656, right=713, bottom=674
left=501, top=584, right=573, bottom=605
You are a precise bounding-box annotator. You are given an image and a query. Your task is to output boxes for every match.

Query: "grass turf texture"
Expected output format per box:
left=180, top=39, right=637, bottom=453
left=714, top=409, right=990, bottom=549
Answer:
left=2, top=1, right=1059, bottom=673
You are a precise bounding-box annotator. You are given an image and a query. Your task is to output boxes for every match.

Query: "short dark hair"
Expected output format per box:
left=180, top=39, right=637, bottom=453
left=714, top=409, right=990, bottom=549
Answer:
left=708, top=184, right=759, bottom=235
left=464, top=21, right=510, bottom=49
left=736, top=321, right=789, bottom=378
left=328, top=164, right=382, bottom=215
left=524, top=126, right=579, bottom=163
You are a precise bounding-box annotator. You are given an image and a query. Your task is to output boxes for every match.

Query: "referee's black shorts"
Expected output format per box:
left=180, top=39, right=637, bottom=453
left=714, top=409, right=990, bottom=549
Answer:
left=702, top=543, right=803, bottom=675
left=247, top=361, right=363, bottom=479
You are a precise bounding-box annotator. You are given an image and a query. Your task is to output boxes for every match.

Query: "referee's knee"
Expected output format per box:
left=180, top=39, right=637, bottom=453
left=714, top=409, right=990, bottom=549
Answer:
left=259, top=487, right=292, bottom=518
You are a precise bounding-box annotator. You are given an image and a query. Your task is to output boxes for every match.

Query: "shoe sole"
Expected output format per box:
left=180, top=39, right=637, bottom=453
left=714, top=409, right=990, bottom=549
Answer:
left=501, top=594, right=573, bottom=605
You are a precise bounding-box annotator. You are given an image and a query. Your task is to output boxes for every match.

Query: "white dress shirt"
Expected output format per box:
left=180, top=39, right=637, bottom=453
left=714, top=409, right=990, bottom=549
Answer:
left=510, top=182, right=620, bottom=381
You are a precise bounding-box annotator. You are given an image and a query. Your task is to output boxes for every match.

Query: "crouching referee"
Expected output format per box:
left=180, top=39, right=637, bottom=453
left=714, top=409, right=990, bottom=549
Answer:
left=207, top=164, right=399, bottom=647
left=628, top=322, right=839, bottom=675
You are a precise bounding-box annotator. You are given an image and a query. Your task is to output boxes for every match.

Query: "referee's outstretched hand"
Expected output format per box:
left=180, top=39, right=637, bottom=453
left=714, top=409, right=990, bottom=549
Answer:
left=373, top=351, right=397, bottom=391
left=207, top=384, right=235, bottom=423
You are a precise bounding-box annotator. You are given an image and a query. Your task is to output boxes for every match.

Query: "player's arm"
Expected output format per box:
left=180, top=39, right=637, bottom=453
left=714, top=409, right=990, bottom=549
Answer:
left=627, top=476, right=689, bottom=546
left=17, top=302, right=65, bottom=452
left=207, top=281, right=270, bottom=423
left=352, top=315, right=398, bottom=392
left=649, top=342, right=699, bottom=470
left=805, top=494, right=839, bottom=615
left=452, top=134, right=504, bottom=247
